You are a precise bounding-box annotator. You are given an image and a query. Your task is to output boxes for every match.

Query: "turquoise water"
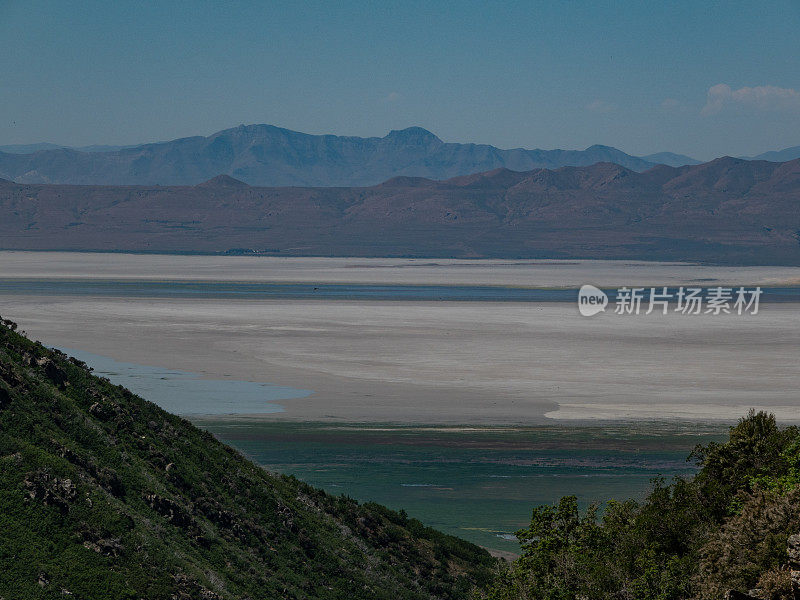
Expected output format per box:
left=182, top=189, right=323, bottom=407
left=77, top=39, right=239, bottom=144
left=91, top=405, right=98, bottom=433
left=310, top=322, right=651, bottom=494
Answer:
left=194, top=421, right=725, bottom=552
left=59, top=347, right=312, bottom=416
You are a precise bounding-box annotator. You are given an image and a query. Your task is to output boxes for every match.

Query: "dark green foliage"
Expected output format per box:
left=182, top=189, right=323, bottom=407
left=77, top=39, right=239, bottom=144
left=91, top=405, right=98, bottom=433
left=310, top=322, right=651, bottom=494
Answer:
left=478, top=410, right=800, bottom=600
left=690, top=411, right=800, bottom=518
left=0, top=318, right=495, bottom=599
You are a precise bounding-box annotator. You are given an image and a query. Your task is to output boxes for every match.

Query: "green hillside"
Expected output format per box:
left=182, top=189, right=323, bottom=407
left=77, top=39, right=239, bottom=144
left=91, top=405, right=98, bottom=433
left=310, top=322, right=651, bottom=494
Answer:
left=0, top=317, right=495, bottom=599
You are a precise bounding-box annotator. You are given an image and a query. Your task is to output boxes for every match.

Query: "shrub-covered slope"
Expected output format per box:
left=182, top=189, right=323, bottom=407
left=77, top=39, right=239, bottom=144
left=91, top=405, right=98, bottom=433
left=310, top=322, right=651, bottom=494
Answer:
left=0, top=318, right=495, bottom=599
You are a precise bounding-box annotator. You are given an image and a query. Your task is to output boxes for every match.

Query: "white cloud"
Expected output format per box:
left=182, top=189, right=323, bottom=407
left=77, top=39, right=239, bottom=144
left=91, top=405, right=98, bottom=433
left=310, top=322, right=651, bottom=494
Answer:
left=586, top=99, right=616, bottom=113
left=702, top=83, right=800, bottom=115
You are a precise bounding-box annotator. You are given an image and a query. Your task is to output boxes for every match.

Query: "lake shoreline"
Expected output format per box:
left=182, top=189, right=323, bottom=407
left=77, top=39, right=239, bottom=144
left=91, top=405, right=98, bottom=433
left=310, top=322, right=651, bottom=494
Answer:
left=2, top=252, right=798, bottom=424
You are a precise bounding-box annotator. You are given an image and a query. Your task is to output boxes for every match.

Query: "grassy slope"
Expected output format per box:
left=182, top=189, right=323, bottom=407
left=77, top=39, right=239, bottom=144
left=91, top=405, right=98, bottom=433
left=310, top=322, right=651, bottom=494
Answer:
left=0, top=318, right=495, bottom=599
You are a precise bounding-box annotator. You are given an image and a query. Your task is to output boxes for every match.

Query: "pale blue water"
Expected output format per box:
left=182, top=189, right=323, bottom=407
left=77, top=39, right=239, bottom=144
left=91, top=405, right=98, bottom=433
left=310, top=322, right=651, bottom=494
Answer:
left=59, top=347, right=312, bottom=416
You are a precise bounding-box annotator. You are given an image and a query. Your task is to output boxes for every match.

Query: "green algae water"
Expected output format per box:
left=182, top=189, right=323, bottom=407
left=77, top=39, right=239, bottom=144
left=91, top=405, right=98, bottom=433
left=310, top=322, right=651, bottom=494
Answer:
left=197, top=421, right=725, bottom=552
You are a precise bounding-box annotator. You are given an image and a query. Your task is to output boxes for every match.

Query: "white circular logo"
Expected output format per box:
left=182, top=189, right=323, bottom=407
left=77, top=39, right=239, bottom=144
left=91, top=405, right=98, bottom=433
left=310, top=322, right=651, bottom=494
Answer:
left=578, top=284, right=608, bottom=316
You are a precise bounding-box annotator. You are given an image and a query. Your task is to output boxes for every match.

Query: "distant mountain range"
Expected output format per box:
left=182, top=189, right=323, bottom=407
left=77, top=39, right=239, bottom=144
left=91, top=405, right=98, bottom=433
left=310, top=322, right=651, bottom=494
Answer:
left=640, top=151, right=701, bottom=167
left=0, top=124, right=698, bottom=186
left=2, top=156, right=799, bottom=264
left=0, top=142, right=137, bottom=154
left=744, top=145, right=800, bottom=163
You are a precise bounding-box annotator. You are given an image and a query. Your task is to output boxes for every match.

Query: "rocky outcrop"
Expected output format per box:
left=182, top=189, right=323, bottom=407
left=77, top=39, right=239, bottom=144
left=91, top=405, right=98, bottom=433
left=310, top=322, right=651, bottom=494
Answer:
left=725, top=591, right=762, bottom=600
left=788, top=534, right=800, bottom=593
left=23, top=470, right=78, bottom=512
left=723, top=534, right=800, bottom=599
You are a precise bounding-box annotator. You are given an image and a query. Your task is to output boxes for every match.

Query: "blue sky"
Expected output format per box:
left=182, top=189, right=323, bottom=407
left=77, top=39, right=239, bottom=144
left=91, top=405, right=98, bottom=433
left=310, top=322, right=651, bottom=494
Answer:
left=2, top=0, right=799, bottom=160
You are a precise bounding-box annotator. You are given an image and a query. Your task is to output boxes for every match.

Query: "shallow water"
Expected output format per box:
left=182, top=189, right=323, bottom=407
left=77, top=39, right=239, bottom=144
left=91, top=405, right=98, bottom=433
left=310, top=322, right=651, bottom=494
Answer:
left=59, top=347, right=312, bottom=416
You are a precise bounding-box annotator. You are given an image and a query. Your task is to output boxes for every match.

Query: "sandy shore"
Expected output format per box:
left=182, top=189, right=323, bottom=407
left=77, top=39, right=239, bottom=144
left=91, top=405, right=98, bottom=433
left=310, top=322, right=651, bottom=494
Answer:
left=3, top=251, right=800, bottom=288
left=2, top=293, right=798, bottom=424
left=2, top=252, right=798, bottom=424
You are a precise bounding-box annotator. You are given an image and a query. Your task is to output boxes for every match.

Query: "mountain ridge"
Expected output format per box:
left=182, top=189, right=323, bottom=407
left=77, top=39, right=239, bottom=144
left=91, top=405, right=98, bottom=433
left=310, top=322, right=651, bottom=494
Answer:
left=0, top=124, right=666, bottom=187
left=12, top=126, right=800, bottom=184
left=1, top=157, right=799, bottom=264
left=745, top=145, right=800, bottom=163
left=641, top=151, right=702, bottom=167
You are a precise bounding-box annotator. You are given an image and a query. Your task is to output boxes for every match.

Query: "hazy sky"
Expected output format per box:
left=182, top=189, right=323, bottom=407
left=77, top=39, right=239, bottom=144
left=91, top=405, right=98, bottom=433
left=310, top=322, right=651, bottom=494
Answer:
left=2, top=1, right=800, bottom=160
